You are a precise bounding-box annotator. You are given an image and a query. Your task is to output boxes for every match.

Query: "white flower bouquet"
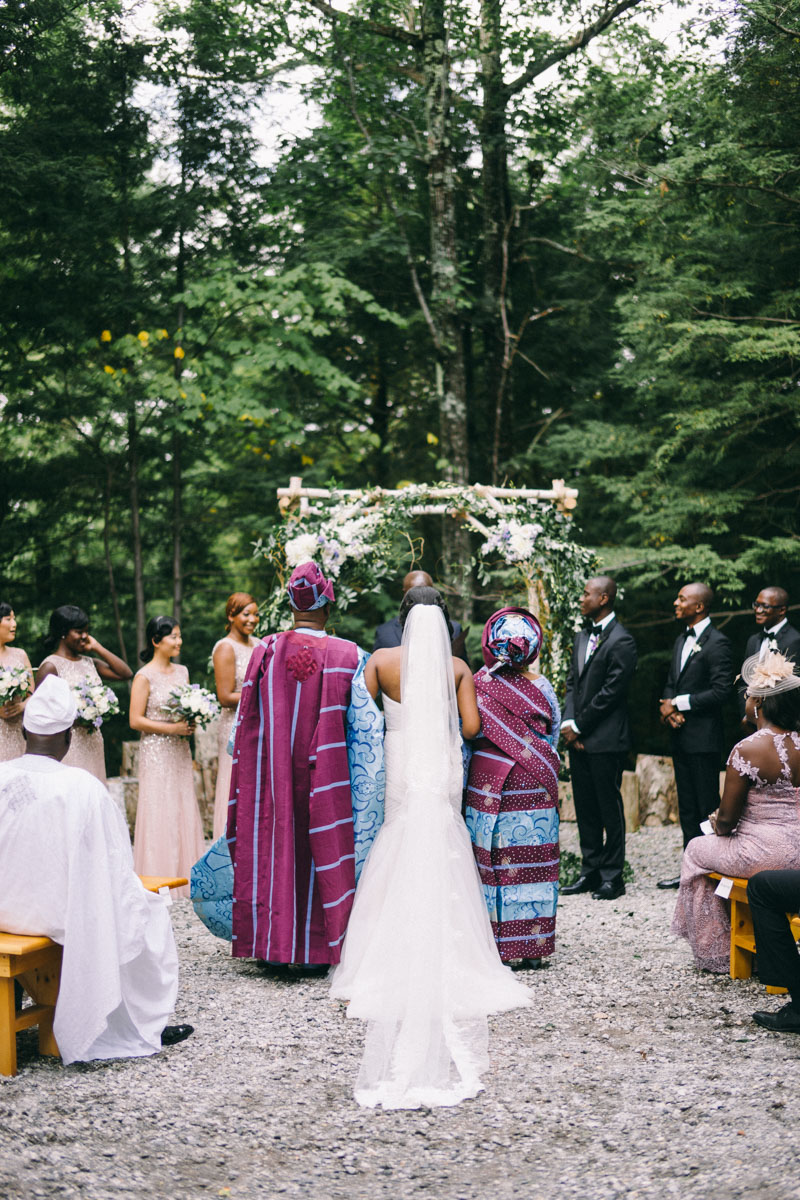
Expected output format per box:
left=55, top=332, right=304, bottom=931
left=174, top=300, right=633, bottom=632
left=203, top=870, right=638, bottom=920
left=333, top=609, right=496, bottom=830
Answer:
left=73, top=679, right=120, bottom=729
left=164, top=682, right=220, bottom=729
left=0, top=664, right=31, bottom=707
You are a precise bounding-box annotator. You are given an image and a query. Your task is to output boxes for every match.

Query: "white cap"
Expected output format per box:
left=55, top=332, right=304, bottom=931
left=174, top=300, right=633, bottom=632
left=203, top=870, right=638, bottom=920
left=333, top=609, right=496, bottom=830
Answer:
left=23, top=675, right=78, bottom=735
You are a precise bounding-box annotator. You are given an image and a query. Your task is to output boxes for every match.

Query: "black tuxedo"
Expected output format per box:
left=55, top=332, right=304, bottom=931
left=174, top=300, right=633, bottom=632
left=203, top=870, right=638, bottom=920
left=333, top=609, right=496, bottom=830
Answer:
left=662, top=623, right=734, bottom=845
left=373, top=615, right=468, bottom=662
left=563, top=617, right=637, bottom=884
left=738, top=623, right=800, bottom=716
left=744, top=621, right=800, bottom=663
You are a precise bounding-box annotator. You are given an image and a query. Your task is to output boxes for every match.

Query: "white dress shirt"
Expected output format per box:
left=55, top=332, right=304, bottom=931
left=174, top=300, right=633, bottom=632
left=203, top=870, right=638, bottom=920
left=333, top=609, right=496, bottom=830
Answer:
left=674, top=616, right=711, bottom=711
left=563, top=612, right=617, bottom=734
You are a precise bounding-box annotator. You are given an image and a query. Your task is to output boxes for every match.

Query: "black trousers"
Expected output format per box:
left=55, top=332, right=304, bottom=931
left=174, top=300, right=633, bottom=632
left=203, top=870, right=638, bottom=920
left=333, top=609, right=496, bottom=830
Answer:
left=747, top=870, right=800, bottom=1003
left=672, top=751, right=720, bottom=847
left=569, top=750, right=626, bottom=884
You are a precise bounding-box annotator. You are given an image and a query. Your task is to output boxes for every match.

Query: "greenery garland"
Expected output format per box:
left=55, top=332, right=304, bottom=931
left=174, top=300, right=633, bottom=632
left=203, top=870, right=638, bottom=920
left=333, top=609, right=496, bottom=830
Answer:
left=253, top=484, right=595, bottom=691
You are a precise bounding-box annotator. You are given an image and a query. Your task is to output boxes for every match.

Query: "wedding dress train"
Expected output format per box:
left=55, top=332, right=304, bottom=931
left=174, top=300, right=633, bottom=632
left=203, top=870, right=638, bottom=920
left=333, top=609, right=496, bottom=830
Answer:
left=330, top=604, right=531, bottom=1109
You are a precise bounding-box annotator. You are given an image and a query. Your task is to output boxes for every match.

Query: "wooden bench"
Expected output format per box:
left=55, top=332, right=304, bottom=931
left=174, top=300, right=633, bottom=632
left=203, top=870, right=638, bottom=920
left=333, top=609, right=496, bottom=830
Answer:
left=0, top=875, right=187, bottom=1076
left=709, top=872, right=800, bottom=993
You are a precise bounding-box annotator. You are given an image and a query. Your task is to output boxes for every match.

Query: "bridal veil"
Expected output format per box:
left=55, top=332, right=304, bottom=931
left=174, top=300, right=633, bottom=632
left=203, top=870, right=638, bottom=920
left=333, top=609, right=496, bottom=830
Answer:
left=330, top=603, right=531, bottom=1109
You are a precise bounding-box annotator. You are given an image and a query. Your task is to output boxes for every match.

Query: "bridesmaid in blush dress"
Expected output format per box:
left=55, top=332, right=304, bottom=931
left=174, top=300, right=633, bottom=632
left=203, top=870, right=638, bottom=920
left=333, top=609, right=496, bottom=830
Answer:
left=0, top=602, right=34, bottom=762
left=130, top=615, right=205, bottom=896
left=211, top=592, right=259, bottom=840
left=36, top=604, right=132, bottom=782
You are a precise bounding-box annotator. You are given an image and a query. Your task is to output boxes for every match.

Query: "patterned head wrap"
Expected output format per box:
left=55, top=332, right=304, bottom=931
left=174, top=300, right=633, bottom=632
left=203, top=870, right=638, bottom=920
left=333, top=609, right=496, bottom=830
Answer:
left=287, top=562, right=335, bottom=611
left=482, top=607, right=543, bottom=672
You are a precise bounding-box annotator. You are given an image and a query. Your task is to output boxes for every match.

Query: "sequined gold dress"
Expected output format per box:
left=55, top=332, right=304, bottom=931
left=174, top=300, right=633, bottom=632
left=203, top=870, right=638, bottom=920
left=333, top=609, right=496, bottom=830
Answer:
left=0, top=646, right=32, bottom=762
left=132, top=663, right=205, bottom=897
left=211, top=636, right=258, bottom=840
left=40, top=654, right=107, bottom=782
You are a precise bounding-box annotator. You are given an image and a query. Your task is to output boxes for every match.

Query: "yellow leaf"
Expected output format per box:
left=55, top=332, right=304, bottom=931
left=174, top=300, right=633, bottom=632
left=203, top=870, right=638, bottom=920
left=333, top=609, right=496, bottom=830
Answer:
left=174, top=346, right=185, bottom=359
left=180, top=391, right=187, bottom=399
left=158, top=328, right=169, bottom=339
left=301, top=454, right=314, bottom=466
left=426, top=432, right=439, bottom=445
left=100, top=329, right=112, bottom=342
left=104, top=364, right=115, bottom=375
left=137, top=330, right=149, bottom=345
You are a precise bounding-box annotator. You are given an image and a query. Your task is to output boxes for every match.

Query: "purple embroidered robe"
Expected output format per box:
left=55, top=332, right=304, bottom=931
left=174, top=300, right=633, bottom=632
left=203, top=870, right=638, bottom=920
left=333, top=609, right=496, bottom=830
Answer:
left=228, top=631, right=360, bottom=964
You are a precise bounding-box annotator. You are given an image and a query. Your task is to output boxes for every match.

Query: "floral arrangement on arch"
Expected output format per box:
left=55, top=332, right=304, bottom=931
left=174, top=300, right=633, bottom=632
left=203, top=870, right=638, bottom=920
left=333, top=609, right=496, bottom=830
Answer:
left=254, top=485, right=594, bottom=691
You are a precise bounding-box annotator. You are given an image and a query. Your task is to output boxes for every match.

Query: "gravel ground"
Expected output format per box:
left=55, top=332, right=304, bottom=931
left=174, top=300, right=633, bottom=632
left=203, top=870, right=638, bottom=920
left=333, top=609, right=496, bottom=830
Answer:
left=2, top=824, right=799, bottom=1200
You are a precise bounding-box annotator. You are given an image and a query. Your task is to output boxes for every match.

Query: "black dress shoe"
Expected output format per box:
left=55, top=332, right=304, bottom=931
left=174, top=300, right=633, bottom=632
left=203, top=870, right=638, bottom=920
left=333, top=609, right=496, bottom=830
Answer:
left=592, top=880, right=626, bottom=901
left=561, top=874, right=599, bottom=896
left=657, top=876, right=681, bottom=890
left=752, top=1002, right=800, bottom=1033
left=509, top=957, right=547, bottom=971
left=161, top=1024, right=194, bottom=1046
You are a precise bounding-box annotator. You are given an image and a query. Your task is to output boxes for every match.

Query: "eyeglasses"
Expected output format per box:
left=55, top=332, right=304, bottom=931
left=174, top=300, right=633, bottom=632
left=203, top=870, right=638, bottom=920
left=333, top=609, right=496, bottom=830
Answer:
left=753, top=602, right=780, bottom=611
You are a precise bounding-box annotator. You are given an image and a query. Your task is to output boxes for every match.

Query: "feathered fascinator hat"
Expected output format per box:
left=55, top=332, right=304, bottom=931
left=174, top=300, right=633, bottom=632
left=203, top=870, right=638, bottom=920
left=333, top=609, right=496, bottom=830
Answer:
left=741, top=650, right=800, bottom=698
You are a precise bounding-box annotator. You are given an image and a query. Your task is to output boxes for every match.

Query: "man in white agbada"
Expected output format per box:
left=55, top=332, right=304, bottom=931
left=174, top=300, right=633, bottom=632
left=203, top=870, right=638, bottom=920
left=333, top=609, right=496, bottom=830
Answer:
left=0, top=675, right=191, bottom=1065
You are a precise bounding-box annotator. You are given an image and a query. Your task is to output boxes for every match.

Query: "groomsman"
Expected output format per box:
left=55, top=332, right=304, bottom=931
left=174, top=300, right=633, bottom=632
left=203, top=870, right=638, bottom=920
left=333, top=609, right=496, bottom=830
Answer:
left=746, top=587, right=800, bottom=661
left=738, top=587, right=800, bottom=718
left=561, top=576, right=637, bottom=901
left=657, top=582, right=734, bottom=889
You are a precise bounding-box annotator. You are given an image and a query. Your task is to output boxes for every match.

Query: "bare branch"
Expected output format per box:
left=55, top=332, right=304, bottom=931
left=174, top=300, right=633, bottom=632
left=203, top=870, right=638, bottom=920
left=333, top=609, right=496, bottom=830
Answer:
left=526, top=235, right=597, bottom=263
left=692, top=309, right=800, bottom=325
left=763, top=15, right=800, bottom=38
left=305, top=0, right=422, bottom=48
left=506, top=0, right=647, bottom=96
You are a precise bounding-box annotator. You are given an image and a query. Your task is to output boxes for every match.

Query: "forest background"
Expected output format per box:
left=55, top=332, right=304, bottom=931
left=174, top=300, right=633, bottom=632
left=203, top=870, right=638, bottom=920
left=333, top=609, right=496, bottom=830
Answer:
left=1, top=0, right=798, bottom=772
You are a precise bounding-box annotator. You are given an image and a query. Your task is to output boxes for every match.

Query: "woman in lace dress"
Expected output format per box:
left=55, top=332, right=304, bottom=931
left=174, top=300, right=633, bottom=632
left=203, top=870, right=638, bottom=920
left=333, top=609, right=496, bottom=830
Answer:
left=211, top=593, right=259, bottom=840
left=0, top=602, right=34, bottom=762
left=130, top=616, right=205, bottom=896
left=331, top=587, right=531, bottom=1110
left=36, top=604, right=132, bottom=782
left=672, top=651, right=800, bottom=972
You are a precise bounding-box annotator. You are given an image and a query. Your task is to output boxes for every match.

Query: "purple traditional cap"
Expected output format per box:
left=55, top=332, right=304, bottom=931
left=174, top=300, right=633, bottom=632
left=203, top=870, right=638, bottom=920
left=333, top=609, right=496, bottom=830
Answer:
left=287, top=562, right=336, bottom=611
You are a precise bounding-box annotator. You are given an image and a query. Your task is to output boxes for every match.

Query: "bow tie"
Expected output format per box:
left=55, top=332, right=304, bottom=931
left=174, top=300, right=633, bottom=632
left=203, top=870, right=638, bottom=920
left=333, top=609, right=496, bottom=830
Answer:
left=761, top=629, right=775, bottom=639
left=685, top=627, right=697, bottom=638
left=588, top=623, right=604, bottom=635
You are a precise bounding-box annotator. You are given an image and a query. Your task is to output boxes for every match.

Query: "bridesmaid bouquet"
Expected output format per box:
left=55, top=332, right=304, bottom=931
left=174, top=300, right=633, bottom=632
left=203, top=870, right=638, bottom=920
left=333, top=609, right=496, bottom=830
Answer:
left=73, top=679, right=121, bottom=729
left=0, top=664, right=30, bottom=706
left=165, top=683, right=220, bottom=729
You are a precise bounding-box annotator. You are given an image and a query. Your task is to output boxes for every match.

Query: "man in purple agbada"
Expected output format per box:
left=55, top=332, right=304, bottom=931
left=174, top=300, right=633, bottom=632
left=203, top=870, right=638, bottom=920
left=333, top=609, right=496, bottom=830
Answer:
left=228, top=563, right=363, bottom=967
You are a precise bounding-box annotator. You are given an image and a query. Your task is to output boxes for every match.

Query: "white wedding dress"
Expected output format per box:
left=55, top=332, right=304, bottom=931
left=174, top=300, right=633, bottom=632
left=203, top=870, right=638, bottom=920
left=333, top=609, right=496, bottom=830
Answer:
left=330, top=604, right=531, bottom=1109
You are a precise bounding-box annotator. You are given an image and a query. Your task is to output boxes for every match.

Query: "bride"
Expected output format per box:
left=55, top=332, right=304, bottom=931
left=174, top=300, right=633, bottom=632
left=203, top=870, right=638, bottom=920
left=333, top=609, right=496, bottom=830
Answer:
left=330, top=586, right=532, bottom=1109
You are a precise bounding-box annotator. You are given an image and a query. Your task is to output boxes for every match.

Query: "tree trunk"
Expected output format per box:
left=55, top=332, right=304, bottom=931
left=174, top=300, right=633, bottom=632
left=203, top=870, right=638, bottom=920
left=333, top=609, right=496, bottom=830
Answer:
left=128, top=408, right=146, bottom=658
left=421, top=0, right=473, bottom=621
left=372, top=346, right=391, bottom=486
left=103, top=466, right=128, bottom=666
left=479, top=0, right=510, bottom=484
left=172, top=430, right=182, bottom=624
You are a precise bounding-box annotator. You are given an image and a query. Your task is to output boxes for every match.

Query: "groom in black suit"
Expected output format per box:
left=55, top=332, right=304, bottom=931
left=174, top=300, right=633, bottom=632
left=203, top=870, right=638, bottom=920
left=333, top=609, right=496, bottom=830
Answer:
left=561, top=576, right=638, bottom=901
left=657, top=582, right=734, bottom=888
left=373, top=570, right=468, bottom=661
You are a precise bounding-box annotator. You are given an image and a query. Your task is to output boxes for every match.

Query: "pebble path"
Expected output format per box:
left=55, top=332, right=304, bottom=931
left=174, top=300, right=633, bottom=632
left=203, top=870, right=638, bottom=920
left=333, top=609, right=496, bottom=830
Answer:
left=2, top=825, right=799, bottom=1200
